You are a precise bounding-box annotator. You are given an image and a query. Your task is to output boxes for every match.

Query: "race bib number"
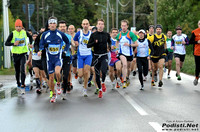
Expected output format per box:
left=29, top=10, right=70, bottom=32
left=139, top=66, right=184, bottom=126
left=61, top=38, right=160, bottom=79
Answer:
left=48, top=44, right=60, bottom=55
left=176, top=41, right=182, bottom=45
left=15, top=38, right=26, bottom=46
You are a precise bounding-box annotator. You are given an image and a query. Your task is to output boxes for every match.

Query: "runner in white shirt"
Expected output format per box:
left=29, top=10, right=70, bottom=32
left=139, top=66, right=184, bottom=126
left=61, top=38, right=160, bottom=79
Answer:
left=74, top=19, right=92, bottom=97
left=171, top=26, right=189, bottom=81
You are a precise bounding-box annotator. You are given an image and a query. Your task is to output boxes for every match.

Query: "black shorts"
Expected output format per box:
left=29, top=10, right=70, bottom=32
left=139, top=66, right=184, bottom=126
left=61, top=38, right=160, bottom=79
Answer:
left=32, top=60, right=43, bottom=70
left=151, top=55, right=166, bottom=63
left=165, top=52, right=173, bottom=62
left=118, top=53, right=133, bottom=62
left=72, top=54, right=77, bottom=68
left=174, top=53, right=185, bottom=62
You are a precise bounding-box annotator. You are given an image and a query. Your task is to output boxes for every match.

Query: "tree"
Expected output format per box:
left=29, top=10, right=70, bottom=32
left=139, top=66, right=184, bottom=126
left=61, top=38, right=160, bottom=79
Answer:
left=148, top=0, right=200, bottom=35
left=0, top=9, right=16, bottom=33
left=148, top=0, right=200, bottom=55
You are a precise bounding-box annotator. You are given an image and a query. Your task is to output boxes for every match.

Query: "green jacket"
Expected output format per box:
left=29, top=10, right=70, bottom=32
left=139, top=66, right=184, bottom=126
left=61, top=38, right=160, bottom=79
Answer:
left=11, top=30, right=28, bottom=54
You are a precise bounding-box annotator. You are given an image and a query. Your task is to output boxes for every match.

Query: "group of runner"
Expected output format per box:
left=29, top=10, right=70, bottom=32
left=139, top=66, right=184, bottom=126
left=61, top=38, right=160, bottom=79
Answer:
left=5, top=17, right=200, bottom=103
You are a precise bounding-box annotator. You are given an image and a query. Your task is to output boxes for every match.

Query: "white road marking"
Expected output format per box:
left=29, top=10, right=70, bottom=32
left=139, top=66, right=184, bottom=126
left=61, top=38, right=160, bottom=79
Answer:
left=149, top=122, right=168, bottom=132
left=117, top=89, right=148, bottom=116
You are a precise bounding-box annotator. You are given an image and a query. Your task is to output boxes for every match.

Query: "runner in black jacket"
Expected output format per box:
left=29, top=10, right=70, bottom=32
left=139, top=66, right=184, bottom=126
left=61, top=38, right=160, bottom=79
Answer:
left=88, top=19, right=111, bottom=98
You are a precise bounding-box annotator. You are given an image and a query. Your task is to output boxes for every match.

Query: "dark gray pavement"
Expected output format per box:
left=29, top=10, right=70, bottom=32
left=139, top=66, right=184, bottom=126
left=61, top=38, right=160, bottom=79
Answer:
left=0, top=71, right=199, bottom=132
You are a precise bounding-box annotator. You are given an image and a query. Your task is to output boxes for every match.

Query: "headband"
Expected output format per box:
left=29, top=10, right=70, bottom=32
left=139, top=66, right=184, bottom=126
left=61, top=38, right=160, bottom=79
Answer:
left=48, top=19, right=57, bottom=24
left=149, top=25, right=154, bottom=29
left=176, top=27, right=182, bottom=30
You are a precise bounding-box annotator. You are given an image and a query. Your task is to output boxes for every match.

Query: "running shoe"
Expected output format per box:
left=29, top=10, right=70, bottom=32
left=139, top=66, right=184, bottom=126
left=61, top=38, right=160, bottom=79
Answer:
left=66, top=84, right=72, bottom=93
left=70, top=83, right=73, bottom=90
left=167, top=74, right=171, bottom=79
left=176, top=73, right=178, bottom=77
left=49, top=91, right=53, bottom=98
left=126, top=79, right=130, bottom=86
left=140, top=85, right=144, bottom=90
left=120, top=77, right=123, bottom=83
left=61, top=93, right=67, bottom=100
left=151, top=81, right=155, bottom=86
left=112, top=82, right=115, bottom=90
left=91, top=81, right=94, bottom=86
left=42, top=81, right=47, bottom=88
left=36, top=88, right=42, bottom=94
left=177, top=75, right=181, bottom=81
left=102, top=83, right=106, bottom=92
left=122, top=82, right=127, bottom=89
left=193, top=78, right=198, bottom=86
left=158, top=80, right=163, bottom=87
left=133, top=71, right=136, bottom=76
left=78, top=77, right=83, bottom=84
left=143, top=76, right=147, bottom=81
left=82, top=89, right=88, bottom=97
left=94, top=88, right=99, bottom=94
left=50, top=94, right=57, bottom=103
left=56, top=83, right=62, bottom=95
left=75, top=73, right=78, bottom=79
left=98, top=90, right=103, bottom=98
left=66, top=82, right=73, bottom=93
left=116, top=82, right=120, bottom=88
left=20, top=86, right=25, bottom=95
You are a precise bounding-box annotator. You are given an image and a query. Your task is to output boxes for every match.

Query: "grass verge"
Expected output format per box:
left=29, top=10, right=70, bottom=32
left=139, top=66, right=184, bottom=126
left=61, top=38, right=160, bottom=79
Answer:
left=171, top=54, right=195, bottom=75
left=0, top=63, right=15, bottom=75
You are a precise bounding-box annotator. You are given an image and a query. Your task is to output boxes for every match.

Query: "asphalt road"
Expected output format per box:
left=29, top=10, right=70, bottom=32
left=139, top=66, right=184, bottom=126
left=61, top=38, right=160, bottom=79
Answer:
left=0, top=70, right=199, bottom=132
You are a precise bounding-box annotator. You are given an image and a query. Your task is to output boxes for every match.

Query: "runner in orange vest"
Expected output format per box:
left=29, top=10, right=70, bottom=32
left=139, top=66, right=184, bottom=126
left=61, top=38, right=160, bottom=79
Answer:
left=189, top=20, right=200, bottom=86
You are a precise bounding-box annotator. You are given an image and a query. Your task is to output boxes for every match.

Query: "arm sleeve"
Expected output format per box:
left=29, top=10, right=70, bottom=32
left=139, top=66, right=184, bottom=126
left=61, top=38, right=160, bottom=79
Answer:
left=62, top=33, right=70, bottom=51
left=73, top=31, right=80, bottom=42
left=26, top=31, right=33, bottom=44
left=148, top=40, right=154, bottom=55
left=5, top=32, right=14, bottom=46
left=39, top=34, right=45, bottom=51
left=189, top=32, right=197, bottom=44
left=171, top=39, right=175, bottom=46
left=87, top=33, right=95, bottom=48
left=185, top=36, right=189, bottom=45
left=107, top=33, right=111, bottom=49
left=34, top=33, right=42, bottom=52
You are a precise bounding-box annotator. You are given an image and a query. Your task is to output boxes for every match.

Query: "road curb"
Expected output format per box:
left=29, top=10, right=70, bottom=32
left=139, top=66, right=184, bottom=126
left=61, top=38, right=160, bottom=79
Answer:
left=0, top=87, right=17, bottom=99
